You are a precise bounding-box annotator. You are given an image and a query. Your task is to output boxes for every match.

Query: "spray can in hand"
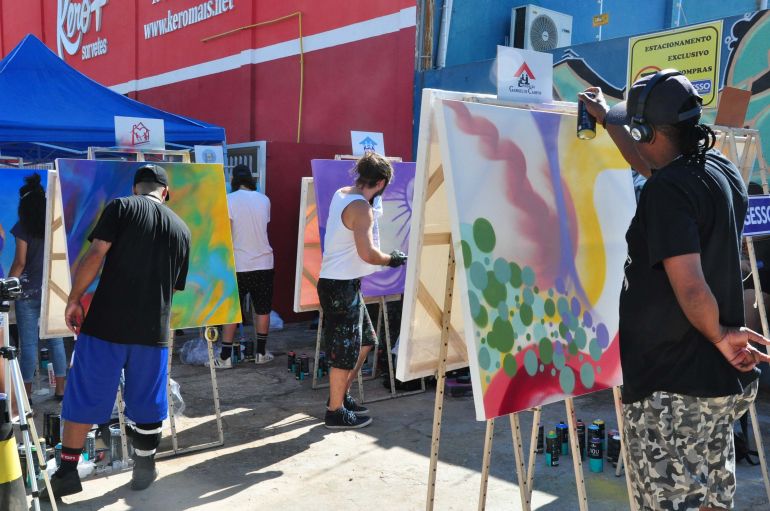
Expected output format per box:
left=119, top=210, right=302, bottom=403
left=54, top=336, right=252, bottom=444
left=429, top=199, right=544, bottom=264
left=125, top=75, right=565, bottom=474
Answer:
left=577, top=93, right=597, bottom=140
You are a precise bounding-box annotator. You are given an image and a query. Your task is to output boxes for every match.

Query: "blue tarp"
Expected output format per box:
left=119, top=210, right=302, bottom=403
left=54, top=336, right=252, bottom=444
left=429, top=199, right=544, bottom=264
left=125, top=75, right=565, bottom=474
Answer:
left=0, top=35, right=225, bottom=160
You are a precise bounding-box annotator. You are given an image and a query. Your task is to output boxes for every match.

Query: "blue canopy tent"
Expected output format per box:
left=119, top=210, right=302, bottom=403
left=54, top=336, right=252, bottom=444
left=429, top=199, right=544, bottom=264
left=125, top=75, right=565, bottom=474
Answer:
left=0, top=34, right=225, bottom=162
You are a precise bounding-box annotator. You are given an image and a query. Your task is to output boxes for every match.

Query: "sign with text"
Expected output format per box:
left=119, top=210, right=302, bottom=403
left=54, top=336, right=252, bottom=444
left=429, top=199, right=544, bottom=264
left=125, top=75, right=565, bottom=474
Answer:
left=592, top=13, right=608, bottom=27
left=114, top=116, right=165, bottom=150
left=744, top=195, right=770, bottom=237
left=627, top=21, right=722, bottom=107
left=351, top=131, right=385, bottom=156
left=496, top=45, right=553, bottom=103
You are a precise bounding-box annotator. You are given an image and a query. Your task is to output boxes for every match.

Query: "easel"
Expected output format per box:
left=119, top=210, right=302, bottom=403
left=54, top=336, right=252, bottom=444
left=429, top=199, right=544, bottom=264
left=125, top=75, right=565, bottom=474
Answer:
left=307, top=154, right=425, bottom=403
left=719, top=125, right=770, bottom=504
left=79, top=148, right=225, bottom=464
left=404, top=89, right=639, bottom=510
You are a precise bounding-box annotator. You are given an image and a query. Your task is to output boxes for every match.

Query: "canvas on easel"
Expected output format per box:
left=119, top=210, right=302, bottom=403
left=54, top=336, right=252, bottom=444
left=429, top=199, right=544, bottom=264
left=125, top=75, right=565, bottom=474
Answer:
left=293, top=177, right=323, bottom=312
left=40, top=171, right=71, bottom=338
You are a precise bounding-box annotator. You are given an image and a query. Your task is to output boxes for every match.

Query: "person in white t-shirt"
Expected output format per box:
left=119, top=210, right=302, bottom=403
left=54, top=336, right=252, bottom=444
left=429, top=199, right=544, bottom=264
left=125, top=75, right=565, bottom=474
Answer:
left=211, top=165, right=275, bottom=368
left=318, top=153, right=407, bottom=429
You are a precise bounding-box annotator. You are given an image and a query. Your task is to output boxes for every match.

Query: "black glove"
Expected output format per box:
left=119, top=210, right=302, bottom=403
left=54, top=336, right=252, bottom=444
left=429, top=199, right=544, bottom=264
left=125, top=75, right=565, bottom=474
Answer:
left=387, top=250, right=407, bottom=268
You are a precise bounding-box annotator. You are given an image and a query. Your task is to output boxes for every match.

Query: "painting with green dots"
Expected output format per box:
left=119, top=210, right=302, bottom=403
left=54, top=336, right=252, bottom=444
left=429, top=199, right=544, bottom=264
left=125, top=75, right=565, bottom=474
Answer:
left=436, top=99, right=636, bottom=420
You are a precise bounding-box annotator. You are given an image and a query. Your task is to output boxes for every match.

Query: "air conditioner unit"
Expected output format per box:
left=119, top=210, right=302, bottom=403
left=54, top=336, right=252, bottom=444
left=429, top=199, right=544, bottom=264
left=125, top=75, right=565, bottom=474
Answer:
left=510, top=4, right=572, bottom=52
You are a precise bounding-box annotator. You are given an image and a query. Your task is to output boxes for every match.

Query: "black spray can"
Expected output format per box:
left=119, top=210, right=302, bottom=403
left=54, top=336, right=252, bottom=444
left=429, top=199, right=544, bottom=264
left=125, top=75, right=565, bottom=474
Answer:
left=288, top=351, right=296, bottom=372
left=556, top=421, right=569, bottom=455
left=607, top=430, right=621, bottom=466
left=300, top=354, right=310, bottom=375
left=577, top=93, right=597, bottom=140
left=545, top=430, right=560, bottom=467
left=593, top=419, right=606, bottom=451
left=536, top=424, right=544, bottom=454
left=576, top=419, right=586, bottom=460
left=588, top=425, right=603, bottom=473
left=44, top=413, right=62, bottom=447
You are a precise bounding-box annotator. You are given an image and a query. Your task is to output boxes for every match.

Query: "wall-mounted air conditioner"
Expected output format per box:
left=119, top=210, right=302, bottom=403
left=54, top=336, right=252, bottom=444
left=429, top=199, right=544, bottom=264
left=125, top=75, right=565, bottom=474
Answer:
left=510, top=4, right=573, bottom=51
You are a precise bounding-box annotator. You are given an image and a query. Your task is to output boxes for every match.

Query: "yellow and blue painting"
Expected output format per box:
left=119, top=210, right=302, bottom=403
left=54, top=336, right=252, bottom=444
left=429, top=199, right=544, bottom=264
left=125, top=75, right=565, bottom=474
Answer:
left=438, top=100, right=635, bottom=420
left=0, top=169, right=47, bottom=279
left=56, top=159, right=241, bottom=329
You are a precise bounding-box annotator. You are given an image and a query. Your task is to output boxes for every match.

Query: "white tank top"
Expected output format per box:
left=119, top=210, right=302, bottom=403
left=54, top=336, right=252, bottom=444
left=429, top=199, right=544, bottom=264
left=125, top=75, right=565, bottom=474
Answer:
left=319, top=189, right=381, bottom=280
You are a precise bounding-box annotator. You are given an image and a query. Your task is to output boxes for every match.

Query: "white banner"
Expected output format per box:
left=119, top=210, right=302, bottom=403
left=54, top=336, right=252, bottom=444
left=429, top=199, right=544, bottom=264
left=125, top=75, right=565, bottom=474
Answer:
left=496, top=46, right=553, bottom=103
left=351, top=131, right=385, bottom=156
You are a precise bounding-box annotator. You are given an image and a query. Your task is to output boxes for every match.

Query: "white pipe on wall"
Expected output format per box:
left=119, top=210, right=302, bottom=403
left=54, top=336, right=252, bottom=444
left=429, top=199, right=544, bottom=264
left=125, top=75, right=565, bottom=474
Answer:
left=437, top=0, right=453, bottom=68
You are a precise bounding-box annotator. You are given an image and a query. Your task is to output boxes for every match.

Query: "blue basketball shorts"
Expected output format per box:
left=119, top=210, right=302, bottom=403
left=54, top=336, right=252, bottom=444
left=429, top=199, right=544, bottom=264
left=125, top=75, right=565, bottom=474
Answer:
left=62, top=333, right=169, bottom=425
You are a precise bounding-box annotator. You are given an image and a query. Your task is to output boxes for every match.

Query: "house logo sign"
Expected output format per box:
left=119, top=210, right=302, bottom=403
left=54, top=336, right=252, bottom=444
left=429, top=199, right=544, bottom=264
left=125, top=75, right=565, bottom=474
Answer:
left=131, top=122, right=151, bottom=146
left=510, top=62, right=542, bottom=96
left=57, top=0, right=109, bottom=61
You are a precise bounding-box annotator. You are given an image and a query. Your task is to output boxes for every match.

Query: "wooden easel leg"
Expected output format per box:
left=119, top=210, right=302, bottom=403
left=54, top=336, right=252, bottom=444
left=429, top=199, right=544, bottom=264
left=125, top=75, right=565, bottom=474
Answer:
left=205, top=327, right=225, bottom=448
left=565, top=398, right=588, bottom=511
left=312, top=309, right=325, bottom=389
left=426, top=245, right=456, bottom=511
left=510, top=413, right=532, bottom=511
left=477, top=419, right=495, bottom=511
left=526, top=407, right=541, bottom=501
left=749, top=402, right=770, bottom=503
left=117, top=385, right=130, bottom=464
left=613, top=386, right=638, bottom=511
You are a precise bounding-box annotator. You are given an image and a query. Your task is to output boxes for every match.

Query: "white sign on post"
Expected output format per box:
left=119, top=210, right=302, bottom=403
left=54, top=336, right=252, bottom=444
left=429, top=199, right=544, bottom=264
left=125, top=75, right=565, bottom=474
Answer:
left=351, top=131, right=385, bottom=156
left=114, top=116, right=165, bottom=150
left=194, top=145, right=225, bottom=164
left=496, top=45, right=553, bottom=103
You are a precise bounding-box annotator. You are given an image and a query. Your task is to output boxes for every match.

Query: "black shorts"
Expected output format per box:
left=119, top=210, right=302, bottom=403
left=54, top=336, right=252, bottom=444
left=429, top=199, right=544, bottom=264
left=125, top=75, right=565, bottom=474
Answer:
left=317, top=278, right=377, bottom=370
left=236, top=269, right=274, bottom=315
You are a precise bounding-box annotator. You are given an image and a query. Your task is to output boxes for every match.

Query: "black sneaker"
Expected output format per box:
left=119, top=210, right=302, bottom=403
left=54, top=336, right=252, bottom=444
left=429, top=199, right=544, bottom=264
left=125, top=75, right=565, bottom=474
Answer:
left=324, top=407, right=372, bottom=429
left=326, top=394, right=369, bottom=415
left=40, top=469, right=82, bottom=500
left=131, top=456, right=158, bottom=491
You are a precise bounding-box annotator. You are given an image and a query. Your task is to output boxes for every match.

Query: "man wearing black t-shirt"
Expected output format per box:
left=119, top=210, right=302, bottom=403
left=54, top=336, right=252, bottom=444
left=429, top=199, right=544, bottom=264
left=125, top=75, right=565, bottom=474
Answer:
left=579, top=71, right=770, bottom=510
left=44, top=164, right=191, bottom=500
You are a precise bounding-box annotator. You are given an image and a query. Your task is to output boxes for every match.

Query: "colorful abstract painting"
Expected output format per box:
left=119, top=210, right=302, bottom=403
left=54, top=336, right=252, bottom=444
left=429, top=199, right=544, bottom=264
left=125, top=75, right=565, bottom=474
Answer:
left=310, top=160, right=415, bottom=298
left=56, top=159, right=241, bottom=330
left=437, top=100, right=635, bottom=420
left=0, top=169, right=47, bottom=279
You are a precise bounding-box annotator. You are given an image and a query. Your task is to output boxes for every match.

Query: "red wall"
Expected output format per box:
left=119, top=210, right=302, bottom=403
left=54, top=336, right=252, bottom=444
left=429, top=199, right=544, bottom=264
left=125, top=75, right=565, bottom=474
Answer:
left=0, top=1, right=416, bottom=321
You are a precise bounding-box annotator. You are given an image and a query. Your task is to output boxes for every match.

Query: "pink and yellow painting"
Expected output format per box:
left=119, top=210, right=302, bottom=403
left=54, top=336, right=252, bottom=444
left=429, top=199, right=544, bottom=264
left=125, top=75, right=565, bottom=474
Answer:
left=437, top=100, right=635, bottom=420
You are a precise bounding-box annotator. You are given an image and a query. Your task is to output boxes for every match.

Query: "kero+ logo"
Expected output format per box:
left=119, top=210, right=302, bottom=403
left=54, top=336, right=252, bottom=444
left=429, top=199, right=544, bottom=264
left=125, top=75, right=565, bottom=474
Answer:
left=57, top=0, right=109, bottom=61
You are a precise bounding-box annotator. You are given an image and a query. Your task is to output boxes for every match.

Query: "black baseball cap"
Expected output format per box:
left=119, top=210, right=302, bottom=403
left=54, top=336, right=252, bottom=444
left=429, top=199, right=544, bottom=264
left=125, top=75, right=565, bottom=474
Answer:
left=133, top=164, right=170, bottom=201
left=605, top=70, right=703, bottom=127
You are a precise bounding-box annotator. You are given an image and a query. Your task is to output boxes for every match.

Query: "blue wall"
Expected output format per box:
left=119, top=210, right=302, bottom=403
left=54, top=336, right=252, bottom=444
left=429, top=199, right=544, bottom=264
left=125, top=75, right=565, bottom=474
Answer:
left=441, top=0, right=759, bottom=67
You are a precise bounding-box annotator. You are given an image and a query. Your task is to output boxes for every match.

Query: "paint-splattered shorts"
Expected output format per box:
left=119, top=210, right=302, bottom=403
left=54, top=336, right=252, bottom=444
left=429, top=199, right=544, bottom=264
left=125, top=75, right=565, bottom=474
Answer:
left=317, top=278, right=377, bottom=370
left=623, top=380, right=758, bottom=511
left=236, top=269, right=274, bottom=315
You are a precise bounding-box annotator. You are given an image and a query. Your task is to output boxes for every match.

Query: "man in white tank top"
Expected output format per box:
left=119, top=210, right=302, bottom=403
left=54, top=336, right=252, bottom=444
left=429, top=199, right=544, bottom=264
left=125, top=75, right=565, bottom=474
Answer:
left=318, top=153, right=406, bottom=429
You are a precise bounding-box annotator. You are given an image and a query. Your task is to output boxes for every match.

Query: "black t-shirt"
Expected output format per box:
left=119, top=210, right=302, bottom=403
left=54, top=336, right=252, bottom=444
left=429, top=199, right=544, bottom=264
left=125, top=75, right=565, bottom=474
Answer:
left=80, top=195, right=191, bottom=347
left=619, top=150, right=758, bottom=403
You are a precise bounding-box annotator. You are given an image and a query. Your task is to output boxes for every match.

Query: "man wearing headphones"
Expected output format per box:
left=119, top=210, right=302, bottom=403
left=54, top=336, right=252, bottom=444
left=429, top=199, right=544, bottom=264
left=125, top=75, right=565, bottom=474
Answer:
left=580, top=71, right=770, bottom=510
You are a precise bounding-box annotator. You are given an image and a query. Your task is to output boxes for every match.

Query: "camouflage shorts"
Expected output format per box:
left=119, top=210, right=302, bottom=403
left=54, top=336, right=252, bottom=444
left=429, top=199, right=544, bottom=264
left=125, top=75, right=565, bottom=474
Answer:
left=623, top=381, right=758, bottom=511
left=317, top=278, right=377, bottom=370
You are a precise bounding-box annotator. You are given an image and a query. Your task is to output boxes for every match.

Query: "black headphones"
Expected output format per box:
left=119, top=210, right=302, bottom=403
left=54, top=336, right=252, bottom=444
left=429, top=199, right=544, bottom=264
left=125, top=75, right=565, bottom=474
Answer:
left=629, top=69, right=682, bottom=143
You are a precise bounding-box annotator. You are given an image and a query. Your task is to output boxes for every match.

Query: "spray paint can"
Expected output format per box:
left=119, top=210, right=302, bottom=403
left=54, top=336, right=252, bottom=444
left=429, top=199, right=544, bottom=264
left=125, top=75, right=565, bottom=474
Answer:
left=288, top=351, right=296, bottom=372
left=39, top=347, right=49, bottom=371
left=300, top=354, right=310, bottom=375
left=545, top=430, right=560, bottom=467
left=84, top=431, right=96, bottom=461
left=54, top=443, right=62, bottom=467
left=536, top=424, right=544, bottom=454
left=44, top=413, right=62, bottom=446
left=47, top=363, right=56, bottom=389
left=576, top=419, right=586, bottom=460
left=588, top=425, right=603, bottom=473
left=593, top=419, right=606, bottom=451
left=607, top=431, right=621, bottom=466
left=109, top=424, right=123, bottom=462
left=244, top=339, right=255, bottom=360
left=232, top=341, right=240, bottom=364
left=294, top=356, right=303, bottom=380
left=577, top=93, right=597, bottom=140
left=556, top=421, right=569, bottom=455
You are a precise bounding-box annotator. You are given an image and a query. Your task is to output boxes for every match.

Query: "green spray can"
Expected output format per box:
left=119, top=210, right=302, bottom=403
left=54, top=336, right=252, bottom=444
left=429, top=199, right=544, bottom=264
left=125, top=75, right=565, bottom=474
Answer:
left=545, top=430, right=560, bottom=467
